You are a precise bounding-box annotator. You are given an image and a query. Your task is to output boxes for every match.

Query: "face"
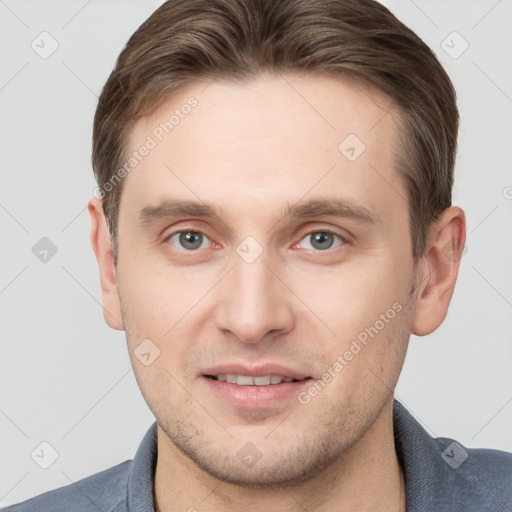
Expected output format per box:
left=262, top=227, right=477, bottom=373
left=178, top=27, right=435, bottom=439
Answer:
left=111, top=73, right=420, bottom=485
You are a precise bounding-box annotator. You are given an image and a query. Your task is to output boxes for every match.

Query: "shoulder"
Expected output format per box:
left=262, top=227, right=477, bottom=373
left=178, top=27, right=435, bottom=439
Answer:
left=393, top=400, right=512, bottom=510
left=1, top=461, right=132, bottom=512
left=434, top=436, right=512, bottom=507
left=2, top=421, right=158, bottom=512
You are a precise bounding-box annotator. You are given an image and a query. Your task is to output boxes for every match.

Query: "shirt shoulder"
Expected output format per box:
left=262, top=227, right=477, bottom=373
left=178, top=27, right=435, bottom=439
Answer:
left=1, top=460, right=132, bottom=512
left=393, top=400, right=512, bottom=511
left=434, top=436, right=512, bottom=510
left=2, top=422, right=158, bottom=512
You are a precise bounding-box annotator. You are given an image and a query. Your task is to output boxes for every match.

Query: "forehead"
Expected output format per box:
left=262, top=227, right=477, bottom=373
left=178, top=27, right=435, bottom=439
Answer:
left=122, top=73, right=405, bottom=226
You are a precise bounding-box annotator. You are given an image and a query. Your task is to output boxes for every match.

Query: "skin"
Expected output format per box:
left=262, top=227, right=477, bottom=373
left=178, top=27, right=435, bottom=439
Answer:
left=89, top=73, right=466, bottom=512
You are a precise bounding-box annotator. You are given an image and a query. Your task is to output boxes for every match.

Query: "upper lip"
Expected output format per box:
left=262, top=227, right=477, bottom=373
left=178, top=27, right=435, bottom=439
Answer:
left=202, top=363, right=311, bottom=380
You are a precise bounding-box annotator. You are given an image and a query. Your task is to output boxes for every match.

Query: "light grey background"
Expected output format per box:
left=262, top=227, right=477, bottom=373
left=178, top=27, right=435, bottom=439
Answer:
left=1, top=0, right=511, bottom=507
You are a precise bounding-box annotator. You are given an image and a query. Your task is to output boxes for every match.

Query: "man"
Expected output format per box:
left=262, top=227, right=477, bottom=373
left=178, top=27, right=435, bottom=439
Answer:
left=3, top=0, right=511, bottom=510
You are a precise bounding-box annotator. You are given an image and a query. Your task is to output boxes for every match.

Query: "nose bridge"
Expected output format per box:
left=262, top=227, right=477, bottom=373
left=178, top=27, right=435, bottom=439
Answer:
left=216, top=244, right=294, bottom=343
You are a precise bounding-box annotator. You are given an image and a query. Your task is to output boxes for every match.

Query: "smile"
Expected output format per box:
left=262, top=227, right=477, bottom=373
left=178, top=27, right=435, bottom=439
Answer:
left=207, top=374, right=308, bottom=386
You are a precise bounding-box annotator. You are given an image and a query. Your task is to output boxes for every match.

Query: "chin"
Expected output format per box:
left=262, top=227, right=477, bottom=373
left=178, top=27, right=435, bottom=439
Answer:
left=161, top=419, right=350, bottom=488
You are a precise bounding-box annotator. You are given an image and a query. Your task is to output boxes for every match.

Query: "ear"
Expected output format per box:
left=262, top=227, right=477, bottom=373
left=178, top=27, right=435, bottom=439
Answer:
left=411, top=206, right=466, bottom=336
left=88, top=197, right=124, bottom=331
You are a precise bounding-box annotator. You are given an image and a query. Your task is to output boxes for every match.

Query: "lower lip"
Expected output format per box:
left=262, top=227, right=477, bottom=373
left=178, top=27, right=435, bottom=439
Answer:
left=202, top=376, right=311, bottom=408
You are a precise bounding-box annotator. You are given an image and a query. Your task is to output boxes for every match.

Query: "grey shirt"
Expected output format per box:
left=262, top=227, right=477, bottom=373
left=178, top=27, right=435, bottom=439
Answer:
left=3, top=400, right=511, bottom=511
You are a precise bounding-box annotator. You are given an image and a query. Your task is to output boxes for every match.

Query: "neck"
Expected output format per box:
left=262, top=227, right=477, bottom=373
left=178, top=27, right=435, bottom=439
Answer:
left=154, top=398, right=406, bottom=512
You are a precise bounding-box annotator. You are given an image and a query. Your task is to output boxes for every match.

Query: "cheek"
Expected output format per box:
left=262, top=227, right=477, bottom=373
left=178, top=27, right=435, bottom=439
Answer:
left=117, top=264, right=209, bottom=380
left=118, top=255, right=212, bottom=334
left=293, top=256, right=413, bottom=385
left=130, top=359, right=188, bottom=422
left=295, top=259, right=402, bottom=332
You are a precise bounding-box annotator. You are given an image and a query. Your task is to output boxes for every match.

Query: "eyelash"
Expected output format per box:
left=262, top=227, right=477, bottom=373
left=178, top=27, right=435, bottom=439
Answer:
left=164, top=228, right=346, bottom=252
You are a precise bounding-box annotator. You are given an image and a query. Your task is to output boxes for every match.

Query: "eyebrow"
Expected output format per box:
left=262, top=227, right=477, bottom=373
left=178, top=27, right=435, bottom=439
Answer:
left=283, top=199, right=377, bottom=224
left=137, top=197, right=377, bottom=226
left=138, top=200, right=219, bottom=226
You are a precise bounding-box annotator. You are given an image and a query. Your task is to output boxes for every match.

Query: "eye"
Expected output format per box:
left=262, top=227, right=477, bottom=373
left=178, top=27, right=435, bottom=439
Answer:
left=297, top=230, right=344, bottom=251
left=167, top=231, right=211, bottom=251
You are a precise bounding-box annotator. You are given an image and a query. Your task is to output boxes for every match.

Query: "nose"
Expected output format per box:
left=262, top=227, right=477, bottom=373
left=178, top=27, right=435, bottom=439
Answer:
left=215, top=251, right=295, bottom=344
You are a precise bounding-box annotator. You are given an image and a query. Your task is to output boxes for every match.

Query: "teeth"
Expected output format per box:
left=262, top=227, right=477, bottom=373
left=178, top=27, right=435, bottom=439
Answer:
left=253, top=376, right=271, bottom=385
left=214, top=374, right=299, bottom=386
left=237, top=375, right=254, bottom=386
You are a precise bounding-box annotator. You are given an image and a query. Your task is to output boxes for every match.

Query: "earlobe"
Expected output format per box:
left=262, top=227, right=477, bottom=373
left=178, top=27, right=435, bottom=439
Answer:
left=88, top=197, right=124, bottom=331
left=411, top=206, right=466, bottom=336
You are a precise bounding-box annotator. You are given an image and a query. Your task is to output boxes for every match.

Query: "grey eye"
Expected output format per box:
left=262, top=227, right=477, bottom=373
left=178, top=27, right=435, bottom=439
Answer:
left=168, top=231, right=210, bottom=250
left=299, top=231, right=343, bottom=251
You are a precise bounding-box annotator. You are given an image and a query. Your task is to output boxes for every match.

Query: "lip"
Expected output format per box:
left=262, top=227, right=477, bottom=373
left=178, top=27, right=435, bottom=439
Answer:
left=200, top=363, right=313, bottom=409
left=201, top=376, right=312, bottom=409
left=202, top=363, right=311, bottom=380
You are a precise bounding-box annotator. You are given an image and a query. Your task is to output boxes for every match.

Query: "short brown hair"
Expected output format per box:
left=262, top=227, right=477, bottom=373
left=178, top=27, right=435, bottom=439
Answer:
left=92, top=0, right=458, bottom=263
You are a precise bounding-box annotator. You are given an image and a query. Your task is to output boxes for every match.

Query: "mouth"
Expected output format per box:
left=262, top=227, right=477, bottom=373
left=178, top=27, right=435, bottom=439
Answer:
left=201, top=371, right=313, bottom=409
left=205, top=374, right=312, bottom=386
